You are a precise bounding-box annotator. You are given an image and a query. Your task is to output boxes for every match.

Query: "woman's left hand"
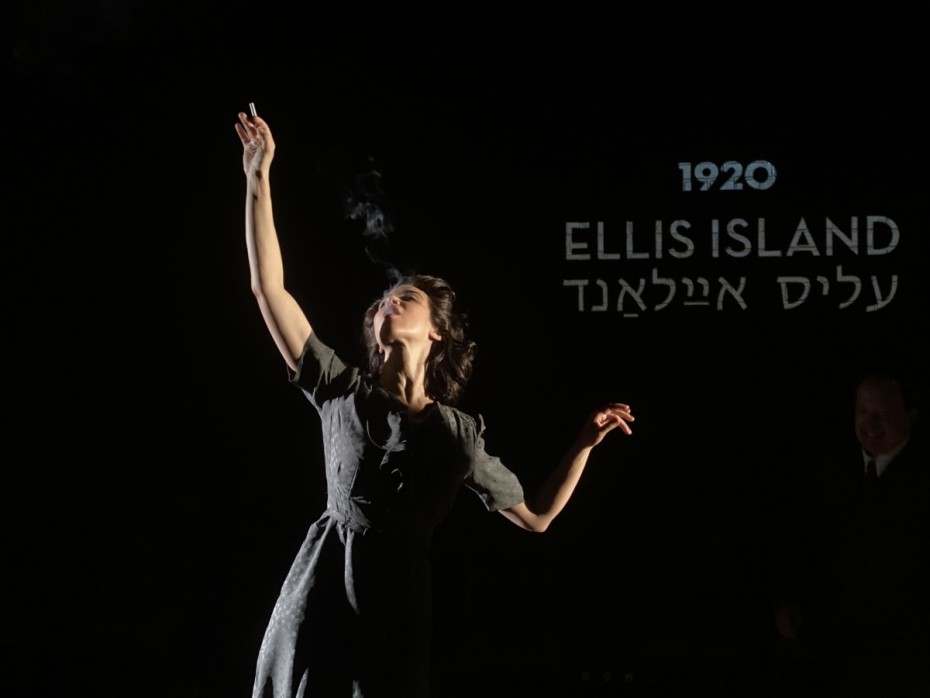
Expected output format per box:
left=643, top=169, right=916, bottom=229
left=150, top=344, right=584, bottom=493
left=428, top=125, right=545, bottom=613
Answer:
left=578, top=403, right=634, bottom=448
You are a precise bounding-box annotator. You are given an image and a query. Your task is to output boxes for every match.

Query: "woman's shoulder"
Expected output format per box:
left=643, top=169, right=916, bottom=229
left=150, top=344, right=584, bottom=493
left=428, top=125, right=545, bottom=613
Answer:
left=434, top=402, right=486, bottom=439
left=291, top=331, right=366, bottom=396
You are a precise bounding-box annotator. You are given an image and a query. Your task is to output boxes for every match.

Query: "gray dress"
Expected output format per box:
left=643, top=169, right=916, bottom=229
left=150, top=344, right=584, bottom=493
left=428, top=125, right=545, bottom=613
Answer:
left=252, top=333, right=525, bottom=698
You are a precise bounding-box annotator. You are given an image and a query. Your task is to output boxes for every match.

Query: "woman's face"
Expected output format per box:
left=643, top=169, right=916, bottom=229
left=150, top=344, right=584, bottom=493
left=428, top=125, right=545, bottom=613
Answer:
left=373, top=284, right=442, bottom=352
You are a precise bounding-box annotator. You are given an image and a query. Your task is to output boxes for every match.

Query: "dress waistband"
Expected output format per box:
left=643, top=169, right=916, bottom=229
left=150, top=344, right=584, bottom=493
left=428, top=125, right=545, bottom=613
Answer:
left=324, top=509, right=374, bottom=536
left=323, top=508, right=431, bottom=548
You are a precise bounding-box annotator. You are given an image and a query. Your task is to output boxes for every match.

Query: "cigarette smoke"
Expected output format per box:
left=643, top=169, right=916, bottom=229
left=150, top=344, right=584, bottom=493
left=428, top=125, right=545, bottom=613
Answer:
left=344, top=161, right=409, bottom=287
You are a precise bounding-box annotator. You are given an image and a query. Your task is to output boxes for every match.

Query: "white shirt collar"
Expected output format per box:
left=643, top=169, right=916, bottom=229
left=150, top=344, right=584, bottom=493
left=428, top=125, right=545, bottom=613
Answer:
left=863, top=436, right=910, bottom=478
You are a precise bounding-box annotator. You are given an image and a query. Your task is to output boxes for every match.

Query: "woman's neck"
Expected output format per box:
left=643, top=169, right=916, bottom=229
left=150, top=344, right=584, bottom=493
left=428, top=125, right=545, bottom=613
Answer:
left=378, top=345, right=433, bottom=414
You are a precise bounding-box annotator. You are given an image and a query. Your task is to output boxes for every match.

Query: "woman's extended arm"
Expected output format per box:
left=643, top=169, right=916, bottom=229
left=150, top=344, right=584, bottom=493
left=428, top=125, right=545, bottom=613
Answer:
left=235, top=112, right=312, bottom=371
left=499, top=403, right=634, bottom=532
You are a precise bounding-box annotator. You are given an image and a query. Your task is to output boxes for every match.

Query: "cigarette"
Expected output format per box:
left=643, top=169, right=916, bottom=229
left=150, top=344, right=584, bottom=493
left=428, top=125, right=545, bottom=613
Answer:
left=249, top=102, right=257, bottom=117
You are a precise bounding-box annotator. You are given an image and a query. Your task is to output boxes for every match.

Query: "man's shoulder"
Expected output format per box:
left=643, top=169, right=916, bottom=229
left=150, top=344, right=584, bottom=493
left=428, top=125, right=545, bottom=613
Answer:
left=888, top=432, right=929, bottom=474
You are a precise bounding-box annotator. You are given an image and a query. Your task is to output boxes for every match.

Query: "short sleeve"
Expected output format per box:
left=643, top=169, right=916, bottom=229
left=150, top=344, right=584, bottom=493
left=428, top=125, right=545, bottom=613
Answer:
left=464, top=414, right=525, bottom=512
left=288, top=332, right=361, bottom=408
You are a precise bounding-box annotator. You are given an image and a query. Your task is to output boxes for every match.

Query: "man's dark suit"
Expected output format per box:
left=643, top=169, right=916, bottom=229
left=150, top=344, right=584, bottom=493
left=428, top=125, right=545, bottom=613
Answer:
left=778, top=432, right=930, bottom=696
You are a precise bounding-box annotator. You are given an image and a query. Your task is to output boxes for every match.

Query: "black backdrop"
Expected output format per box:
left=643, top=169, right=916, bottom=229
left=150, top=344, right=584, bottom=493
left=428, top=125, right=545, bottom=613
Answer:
left=7, top=6, right=928, bottom=697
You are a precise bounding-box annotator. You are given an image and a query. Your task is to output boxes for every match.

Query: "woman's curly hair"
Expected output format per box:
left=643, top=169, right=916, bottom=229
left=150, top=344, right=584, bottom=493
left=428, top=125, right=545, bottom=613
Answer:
left=362, top=275, right=476, bottom=405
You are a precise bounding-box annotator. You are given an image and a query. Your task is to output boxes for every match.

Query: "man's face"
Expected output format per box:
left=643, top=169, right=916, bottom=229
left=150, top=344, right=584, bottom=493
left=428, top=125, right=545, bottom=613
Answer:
left=855, top=379, right=917, bottom=456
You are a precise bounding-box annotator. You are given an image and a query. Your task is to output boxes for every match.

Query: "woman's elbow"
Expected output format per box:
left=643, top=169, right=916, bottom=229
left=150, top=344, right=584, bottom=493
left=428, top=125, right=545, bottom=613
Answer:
left=500, top=506, right=549, bottom=533
left=528, top=519, right=550, bottom=533
left=520, top=510, right=552, bottom=533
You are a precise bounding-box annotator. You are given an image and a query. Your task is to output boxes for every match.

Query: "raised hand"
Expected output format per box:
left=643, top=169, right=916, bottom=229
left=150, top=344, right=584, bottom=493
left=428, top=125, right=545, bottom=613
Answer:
left=578, top=402, right=635, bottom=448
left=235, top=112, right=275, bottom=176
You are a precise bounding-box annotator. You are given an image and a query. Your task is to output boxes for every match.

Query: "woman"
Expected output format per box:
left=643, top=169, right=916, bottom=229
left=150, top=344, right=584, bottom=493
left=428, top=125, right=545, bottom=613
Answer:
left=235, top=111, right=635, bottom=698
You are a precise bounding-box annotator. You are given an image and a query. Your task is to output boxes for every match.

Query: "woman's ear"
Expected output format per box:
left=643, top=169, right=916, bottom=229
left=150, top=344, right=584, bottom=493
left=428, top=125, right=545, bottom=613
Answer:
left=428, top=328, right=442, bottom=342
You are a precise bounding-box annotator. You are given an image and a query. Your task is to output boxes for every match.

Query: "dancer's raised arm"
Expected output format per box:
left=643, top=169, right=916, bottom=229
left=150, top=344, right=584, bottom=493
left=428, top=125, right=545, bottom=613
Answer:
left=235, top=111, right=312, bottom=370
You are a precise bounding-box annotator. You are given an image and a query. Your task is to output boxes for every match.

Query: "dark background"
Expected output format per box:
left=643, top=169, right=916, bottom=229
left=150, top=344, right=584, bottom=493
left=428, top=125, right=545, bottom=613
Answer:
left=6, top=5, right=928, bottom=697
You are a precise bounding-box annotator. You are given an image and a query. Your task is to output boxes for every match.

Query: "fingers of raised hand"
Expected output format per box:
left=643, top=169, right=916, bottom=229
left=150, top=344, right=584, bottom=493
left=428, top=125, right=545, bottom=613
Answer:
left=235, top=113, right=269, bottom=147
left=593, top=403, right=634, bottom=435
left=234, top=118, right=255, bottom=147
